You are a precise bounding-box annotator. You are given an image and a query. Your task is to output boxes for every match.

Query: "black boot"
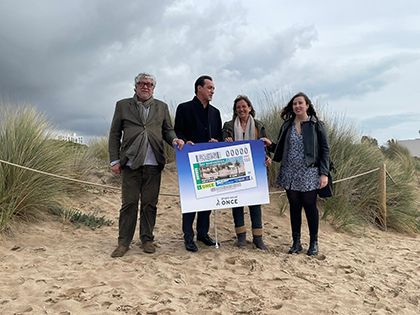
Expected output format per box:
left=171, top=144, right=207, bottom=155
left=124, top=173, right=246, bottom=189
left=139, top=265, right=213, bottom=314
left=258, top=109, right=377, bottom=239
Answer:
left=236, top=232, right=247, bottom=247
left=307, top=234, right=318, bottom=256
left=288, top=232, right=302, bottom=254
left=252, top=235, right=268, bottom=250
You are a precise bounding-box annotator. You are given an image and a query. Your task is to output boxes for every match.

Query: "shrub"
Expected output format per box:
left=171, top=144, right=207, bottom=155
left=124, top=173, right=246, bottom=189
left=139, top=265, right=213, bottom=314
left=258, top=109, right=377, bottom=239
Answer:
left=0, top=103, right=84, bottom=232
left=50, top=207, right=114, bottom=230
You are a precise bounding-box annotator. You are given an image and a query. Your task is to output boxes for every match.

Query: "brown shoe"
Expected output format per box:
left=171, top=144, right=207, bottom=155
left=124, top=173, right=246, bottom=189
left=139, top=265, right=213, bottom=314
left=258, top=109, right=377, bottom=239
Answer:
left=142, top=241, right=156, bottom=254
left=111, top=245, right=129, bottom=258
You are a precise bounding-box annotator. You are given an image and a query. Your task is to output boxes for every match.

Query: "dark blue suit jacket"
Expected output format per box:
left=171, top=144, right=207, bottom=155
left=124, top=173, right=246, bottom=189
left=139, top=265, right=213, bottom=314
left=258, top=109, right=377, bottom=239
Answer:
left=175, top=96, right=223, bottom=143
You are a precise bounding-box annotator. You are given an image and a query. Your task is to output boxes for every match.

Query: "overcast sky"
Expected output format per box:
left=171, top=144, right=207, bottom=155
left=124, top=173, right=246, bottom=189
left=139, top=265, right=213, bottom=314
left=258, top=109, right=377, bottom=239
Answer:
left=1, top=0, right=419, bottom=145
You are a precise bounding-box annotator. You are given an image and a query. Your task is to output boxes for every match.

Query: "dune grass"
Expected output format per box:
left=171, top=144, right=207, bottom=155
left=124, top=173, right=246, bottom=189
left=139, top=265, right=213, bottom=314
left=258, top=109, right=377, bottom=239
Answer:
left=1, top=97, right=419, bottom=235
left=322, top=117, right=419, bottom=233
left=86, top=136, right=110, bottom=164
left=0, top=103, right=94, bottom=233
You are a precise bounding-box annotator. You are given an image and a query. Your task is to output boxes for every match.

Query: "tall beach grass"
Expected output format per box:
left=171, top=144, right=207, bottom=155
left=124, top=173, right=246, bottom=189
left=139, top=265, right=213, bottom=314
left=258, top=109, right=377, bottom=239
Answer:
left=1, top=96, right=419, bottom=235
left=0, top=103, right=89, bottom=233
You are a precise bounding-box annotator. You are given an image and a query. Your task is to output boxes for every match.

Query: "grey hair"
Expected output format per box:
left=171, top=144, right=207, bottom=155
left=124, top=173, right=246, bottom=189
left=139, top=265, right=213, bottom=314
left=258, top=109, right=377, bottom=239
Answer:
left=134, top=73, right=156, bottom=87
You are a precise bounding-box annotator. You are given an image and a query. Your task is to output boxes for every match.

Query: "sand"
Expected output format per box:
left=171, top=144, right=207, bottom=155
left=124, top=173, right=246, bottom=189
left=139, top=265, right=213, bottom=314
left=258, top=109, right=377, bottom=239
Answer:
left=1, top=166, right=419, bottom=315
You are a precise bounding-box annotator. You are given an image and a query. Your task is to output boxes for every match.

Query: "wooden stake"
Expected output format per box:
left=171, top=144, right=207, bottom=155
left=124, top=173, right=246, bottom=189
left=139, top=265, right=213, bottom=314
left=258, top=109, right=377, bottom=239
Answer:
left=379, top=164, right=387, bottom=231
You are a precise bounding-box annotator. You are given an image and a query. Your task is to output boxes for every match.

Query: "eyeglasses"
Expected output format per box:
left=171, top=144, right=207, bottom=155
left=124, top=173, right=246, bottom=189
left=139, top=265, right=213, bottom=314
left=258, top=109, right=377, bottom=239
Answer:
left=137, top=82, right=154, bottom=88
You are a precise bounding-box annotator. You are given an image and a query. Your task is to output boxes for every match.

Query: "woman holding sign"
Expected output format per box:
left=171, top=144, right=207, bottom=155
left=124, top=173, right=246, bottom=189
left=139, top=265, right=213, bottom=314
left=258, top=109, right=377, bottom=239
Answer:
left=262, top=92, right=330, bottom=256
left=223, top=95, right=271, bottom=250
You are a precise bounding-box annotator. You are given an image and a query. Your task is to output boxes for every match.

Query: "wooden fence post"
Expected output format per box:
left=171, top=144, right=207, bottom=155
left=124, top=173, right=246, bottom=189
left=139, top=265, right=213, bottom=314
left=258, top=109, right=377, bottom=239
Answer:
left=379, top=164, right=387, bottom=231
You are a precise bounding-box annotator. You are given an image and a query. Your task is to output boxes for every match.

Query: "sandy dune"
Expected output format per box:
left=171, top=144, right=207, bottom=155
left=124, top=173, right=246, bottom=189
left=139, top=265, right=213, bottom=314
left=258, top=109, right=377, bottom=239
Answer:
left=1, top=165, right=419, bottom=314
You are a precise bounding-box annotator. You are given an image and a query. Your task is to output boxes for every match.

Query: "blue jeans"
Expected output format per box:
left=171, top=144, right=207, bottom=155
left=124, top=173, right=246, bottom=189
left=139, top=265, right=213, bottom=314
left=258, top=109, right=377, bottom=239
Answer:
left=232, top=205, right=262, bottom=230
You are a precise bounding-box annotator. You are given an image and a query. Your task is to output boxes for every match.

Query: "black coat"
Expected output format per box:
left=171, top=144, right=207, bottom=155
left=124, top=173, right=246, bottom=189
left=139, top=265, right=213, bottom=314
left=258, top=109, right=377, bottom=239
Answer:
left=175, top=96, right=223, bottom=143
left=268, top=116, right=330, bottom=175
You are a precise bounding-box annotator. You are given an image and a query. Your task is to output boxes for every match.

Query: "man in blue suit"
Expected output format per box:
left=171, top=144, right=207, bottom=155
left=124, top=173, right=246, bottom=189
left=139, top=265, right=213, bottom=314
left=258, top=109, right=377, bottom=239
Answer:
left=175, top=75, right=223, bottom=252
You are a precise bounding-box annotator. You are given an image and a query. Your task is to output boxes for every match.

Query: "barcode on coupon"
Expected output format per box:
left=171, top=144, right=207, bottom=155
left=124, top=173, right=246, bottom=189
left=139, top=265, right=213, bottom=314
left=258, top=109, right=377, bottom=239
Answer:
left=196, top=151, right=220, bottom=162
left=210, top=183, right=241, bottom=192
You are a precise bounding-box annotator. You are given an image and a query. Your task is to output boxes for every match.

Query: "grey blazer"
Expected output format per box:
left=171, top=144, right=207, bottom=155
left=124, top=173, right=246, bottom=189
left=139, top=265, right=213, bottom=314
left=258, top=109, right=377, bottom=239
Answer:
left=108, top=96, right=177, bottom=170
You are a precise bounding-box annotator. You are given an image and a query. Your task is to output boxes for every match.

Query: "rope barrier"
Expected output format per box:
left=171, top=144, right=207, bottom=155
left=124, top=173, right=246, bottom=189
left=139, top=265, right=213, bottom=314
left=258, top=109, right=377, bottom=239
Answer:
left=0, top=159, right=121, bottom=190
left=0, top=159, right=180, bottom=197
left=267, top=167, right=382, bottom=195
left=0, top=159, right=385, bottom=197
left=332, top=168, right=380, bottom=183
left=0, top=159, right=183, bottom=197
left=385, top=169, right=397, bottom=185
left=269, top=190, right=286, bottom=195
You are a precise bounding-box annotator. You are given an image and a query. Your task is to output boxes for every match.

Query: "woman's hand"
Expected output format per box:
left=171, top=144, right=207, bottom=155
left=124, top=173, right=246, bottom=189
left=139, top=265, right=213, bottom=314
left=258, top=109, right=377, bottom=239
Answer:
left=225, top=137, right=233, bottom=142
left=260, top=137, right=272, bottom=147
left=264, top=155, right=272, bottom=167
left=319, top=174, right=328, bottom=189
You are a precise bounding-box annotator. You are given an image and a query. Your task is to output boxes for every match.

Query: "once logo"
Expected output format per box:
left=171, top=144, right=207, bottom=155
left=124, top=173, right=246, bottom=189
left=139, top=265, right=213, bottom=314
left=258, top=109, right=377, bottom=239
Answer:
left=218, top=197, right=239, bottom=206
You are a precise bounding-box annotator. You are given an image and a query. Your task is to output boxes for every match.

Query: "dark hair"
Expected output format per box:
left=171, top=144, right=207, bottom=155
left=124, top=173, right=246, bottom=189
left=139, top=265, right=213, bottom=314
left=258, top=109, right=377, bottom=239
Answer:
left=232, top=95, right=255, bottom=120
left=280, top=92, right=318, bottom=121
left=194, top=75, right=213, bottom=95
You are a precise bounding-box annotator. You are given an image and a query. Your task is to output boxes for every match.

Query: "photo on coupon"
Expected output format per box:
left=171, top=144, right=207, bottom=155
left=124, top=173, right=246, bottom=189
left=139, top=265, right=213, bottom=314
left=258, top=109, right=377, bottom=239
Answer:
left=188, top=143, right=257, bottom=199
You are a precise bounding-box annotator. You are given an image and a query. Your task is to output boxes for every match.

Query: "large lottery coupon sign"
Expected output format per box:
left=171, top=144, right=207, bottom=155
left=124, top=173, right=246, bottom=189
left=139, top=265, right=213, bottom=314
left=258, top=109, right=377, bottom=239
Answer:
left=175, top=140, right=270, bottom=213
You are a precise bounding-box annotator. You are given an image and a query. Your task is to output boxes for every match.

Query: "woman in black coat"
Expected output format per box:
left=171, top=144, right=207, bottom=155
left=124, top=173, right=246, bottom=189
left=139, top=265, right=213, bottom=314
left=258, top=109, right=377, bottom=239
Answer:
left=262, top=92, right=330, bottom=256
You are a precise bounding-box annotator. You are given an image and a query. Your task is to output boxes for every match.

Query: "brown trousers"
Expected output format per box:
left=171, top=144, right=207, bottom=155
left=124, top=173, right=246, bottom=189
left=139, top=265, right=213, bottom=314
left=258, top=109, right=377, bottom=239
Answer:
left=118, top=165, right=161, bottom=245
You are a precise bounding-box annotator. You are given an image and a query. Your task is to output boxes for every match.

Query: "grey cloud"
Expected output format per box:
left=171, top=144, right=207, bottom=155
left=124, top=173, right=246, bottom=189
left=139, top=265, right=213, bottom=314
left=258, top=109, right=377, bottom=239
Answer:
left=361, top=29, right=420, bottom=50
left=0, top=1, right=174, bottom=135
left=287, top=52, right=420, bottom=100
left=225, top=25, right=318, bottom=78
left=361, top=113, right=420, bottom=130
left=1, top=0, right=419, bottom=143
left=360, top=113, right=420, bottom=143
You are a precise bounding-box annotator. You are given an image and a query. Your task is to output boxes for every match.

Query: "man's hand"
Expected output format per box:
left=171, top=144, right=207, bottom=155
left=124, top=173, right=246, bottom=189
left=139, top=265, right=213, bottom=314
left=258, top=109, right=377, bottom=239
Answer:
left=224, top=137, right=233, bottom=142
left=209, top=138, right=218, bottom=142
left=111, top=162, right=122, bottom=175
left=173, top=139, right=185, bottom=151
left=186, top=140, right=195, bottom=145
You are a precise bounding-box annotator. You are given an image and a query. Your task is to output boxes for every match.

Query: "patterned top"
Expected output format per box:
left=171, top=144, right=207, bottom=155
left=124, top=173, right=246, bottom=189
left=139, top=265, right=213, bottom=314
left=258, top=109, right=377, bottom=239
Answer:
left=276, top=122, right=320, bottom=191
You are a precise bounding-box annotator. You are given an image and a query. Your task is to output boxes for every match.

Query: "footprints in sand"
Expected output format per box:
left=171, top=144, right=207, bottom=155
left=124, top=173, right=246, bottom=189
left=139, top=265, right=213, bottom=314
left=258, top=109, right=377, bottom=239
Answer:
left=224, top=256, right=262, bottom=273
left=1, top=166, right=420, bottom=314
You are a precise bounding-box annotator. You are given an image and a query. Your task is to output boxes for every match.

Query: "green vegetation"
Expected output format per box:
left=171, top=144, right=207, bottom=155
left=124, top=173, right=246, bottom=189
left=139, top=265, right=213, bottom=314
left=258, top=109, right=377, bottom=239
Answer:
left=50, top=207, right=113, bottom=230
left=0, top=103, right=72, bottom=232
left=1, top=97, right=419, bottom=235
left=87, top=135, right=110, bottom=164
left=0, top=102, right=110, bottom=233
